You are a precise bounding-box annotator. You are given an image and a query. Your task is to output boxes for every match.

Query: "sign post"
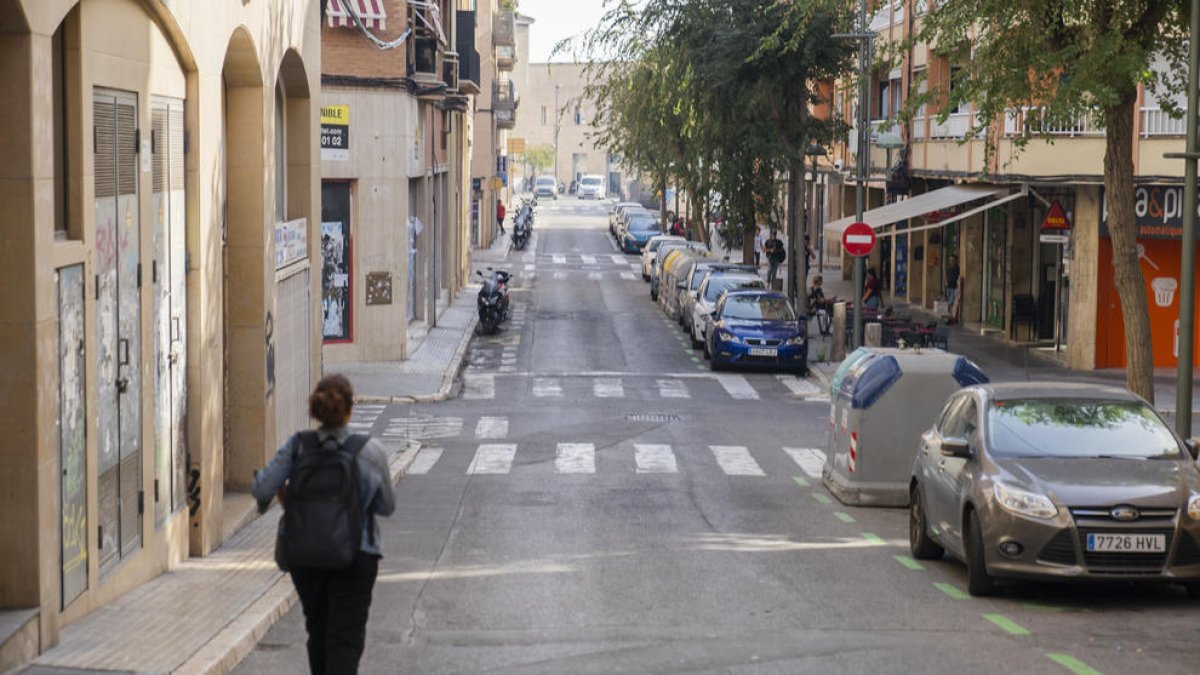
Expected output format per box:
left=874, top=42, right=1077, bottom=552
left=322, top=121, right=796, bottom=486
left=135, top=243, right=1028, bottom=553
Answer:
left=1039, top=200, right=1072, bottom=349
left=843, top=222, right=876, bottom=348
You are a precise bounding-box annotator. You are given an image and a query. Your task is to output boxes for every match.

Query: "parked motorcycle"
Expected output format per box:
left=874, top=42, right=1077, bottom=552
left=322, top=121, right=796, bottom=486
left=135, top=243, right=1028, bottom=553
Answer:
left=476, top=268, right=511, bottom=334
left=511, top=198, right=535, bottom=250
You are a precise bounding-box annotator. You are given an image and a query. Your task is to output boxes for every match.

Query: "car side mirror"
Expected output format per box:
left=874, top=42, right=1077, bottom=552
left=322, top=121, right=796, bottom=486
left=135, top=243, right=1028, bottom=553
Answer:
left=710, top=311, right=720, bottom=321
left=1186, top=439, right=1198, bottom=460
left=676, top=281, right=686, bottom=290
left=939, top=437, right=971, bottom=458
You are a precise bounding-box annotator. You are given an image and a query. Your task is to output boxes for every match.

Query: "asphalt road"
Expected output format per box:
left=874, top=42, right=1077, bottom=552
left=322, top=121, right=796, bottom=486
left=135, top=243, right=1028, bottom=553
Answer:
left=236, top=198, right=1200, bottom=675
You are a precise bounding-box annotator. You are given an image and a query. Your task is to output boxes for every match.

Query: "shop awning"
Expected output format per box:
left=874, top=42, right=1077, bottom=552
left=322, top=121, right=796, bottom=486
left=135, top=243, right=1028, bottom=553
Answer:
left=327, top=0, right=387, bottom=30
left=824, top=184, right=1012, bottom=237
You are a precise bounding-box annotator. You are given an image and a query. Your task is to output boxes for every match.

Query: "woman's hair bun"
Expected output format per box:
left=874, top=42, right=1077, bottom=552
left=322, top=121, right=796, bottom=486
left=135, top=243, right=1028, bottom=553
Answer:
left=309, top=374, right=354, bottom=427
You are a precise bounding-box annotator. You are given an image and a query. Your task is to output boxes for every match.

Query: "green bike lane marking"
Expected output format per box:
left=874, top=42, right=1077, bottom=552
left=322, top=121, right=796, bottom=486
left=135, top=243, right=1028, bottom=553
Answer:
left=932, top=582, right=970, bottom=600
left=893, top=555, right=925, bottom=571
left=792, top=476, right=810, bottom=487
left=811, top=492, right=832, bottom=505
left=833, top=511, right=856, bottom=523
left=860, top=532, right=886, bottom=545
left=982, top=613, right=1030, bottom=636
left=1046, top=653, right=1103, bottom=675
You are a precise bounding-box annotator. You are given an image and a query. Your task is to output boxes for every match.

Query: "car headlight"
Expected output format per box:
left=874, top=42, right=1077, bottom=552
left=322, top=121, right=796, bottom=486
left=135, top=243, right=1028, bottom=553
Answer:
left=993, top=481, right=1057, bottom=519
left=786, top=334, right=806, bottom=346
left=1188, top=494, right=1200, bottom=520
left=717, top=330, right=740, bottom=343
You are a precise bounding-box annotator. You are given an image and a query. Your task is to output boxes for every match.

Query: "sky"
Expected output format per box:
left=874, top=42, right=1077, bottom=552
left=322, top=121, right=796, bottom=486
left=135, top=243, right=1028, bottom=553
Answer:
left=518, top=0, right=608, bottom=63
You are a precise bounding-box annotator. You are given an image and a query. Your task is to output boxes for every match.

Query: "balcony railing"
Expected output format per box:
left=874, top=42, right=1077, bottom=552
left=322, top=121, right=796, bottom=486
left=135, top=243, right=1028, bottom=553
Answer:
left=870, top=120, right=901, bottom=142
left=912, top=116, right=926, bottom=140
left=869, top=10, right=891, bottom=31
left=927, top=111, right=971, bottom=139
left=1141, top=107, right=1187, bottom=137
left=493, top=80, right=517, bottom=129
left=1003, top=108, right=1104, bottom=137
left=493, top=10, right=515, bottom=47
left=496, top=44, right=516, bottom=71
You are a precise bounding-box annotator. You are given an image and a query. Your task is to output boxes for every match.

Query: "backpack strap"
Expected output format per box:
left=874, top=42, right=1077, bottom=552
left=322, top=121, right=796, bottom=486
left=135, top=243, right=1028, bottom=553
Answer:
left=342, top=434, right=369, bottom=456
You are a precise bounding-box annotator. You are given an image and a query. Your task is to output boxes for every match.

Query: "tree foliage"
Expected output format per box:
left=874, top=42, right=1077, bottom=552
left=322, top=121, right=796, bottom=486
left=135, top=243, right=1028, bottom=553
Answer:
left=909, top=0, right=1189, bottom=403
left=565, top=0, right=856, bottom=254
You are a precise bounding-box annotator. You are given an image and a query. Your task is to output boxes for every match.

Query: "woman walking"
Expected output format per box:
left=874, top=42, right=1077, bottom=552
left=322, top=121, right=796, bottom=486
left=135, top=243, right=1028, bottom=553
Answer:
left=253, top=374, right=395, bottom=674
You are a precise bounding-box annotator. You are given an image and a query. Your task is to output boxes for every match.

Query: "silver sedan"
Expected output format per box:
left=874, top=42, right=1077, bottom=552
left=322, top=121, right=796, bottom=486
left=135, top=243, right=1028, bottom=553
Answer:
left=909, top=382, right=1200, bottom=597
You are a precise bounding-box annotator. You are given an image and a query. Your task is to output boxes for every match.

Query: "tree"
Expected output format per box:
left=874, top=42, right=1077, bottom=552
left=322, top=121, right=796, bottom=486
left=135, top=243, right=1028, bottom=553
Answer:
left=913, top=0, right=1189, bottom=403
left=523, top=143, right=555, bottom=172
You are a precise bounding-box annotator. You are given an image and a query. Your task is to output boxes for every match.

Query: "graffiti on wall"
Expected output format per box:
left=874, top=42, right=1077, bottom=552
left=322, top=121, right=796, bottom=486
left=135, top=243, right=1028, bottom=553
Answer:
left=322, top=220, right=352, bottom=341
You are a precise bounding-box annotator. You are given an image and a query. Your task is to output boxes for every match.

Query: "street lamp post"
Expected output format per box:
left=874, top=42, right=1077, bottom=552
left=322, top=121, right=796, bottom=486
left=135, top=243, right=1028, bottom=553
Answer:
left=833, top=0, right=873, bottom=349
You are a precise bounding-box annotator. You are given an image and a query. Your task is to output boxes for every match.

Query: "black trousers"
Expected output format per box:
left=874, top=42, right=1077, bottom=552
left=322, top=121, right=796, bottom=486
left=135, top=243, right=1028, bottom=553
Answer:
left=290, top=553, right=380, bottom=675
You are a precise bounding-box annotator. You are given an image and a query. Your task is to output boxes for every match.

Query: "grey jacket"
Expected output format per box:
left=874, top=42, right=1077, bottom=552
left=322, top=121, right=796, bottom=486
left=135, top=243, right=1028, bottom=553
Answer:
left=252, top=426, right=396, bottom=556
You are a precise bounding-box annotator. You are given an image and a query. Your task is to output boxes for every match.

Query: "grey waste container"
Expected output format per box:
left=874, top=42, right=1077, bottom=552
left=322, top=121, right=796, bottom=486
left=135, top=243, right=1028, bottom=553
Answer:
left=823, top=347, right=988, bottom=507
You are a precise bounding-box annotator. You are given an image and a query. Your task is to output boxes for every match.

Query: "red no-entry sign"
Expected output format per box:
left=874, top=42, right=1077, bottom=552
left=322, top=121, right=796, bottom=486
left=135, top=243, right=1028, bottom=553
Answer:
left=842, top=222, right=876, bottom=257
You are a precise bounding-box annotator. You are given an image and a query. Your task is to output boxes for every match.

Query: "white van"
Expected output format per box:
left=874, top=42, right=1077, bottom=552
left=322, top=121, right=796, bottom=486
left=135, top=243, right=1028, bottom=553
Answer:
left=578, top=175, right=606, bottom=200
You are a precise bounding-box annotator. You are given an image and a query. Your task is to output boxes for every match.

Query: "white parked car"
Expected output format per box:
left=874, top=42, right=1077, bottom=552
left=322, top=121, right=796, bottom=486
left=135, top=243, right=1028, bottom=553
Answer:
left=640, top=235, right=686, bottom=281
left=578, top=174, right=606, bottom=199
left=534, top=176, right=558, bottom=199
left=690, top=273, right=765, bottom=348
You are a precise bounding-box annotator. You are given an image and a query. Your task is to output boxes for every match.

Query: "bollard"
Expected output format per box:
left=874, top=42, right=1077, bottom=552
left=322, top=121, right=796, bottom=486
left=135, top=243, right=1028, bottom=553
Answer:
left=865, top=322, right=882, bottom=347
left=831, top=302, right=847, bottom=361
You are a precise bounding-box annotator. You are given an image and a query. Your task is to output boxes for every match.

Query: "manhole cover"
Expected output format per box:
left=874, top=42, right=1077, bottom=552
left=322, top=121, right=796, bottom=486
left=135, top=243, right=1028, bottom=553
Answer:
left=626, top=413, right=682, bottom=423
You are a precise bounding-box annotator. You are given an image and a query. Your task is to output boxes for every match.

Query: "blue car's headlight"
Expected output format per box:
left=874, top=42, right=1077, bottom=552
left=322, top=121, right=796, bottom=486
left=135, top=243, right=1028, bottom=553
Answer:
left=786, top=334, right=806, bottom=346
left=717, top=330, right=741, bottom=344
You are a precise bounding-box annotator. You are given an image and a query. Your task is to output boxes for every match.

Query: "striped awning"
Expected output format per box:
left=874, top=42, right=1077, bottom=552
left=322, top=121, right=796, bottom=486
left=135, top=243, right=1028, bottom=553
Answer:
left=327, top=0, right=387, bottom=30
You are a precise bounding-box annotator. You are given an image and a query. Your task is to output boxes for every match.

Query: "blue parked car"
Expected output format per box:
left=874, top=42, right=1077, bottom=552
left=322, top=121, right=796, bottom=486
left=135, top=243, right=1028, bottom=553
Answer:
left=706, top=290, right=807, bottom=375
left=621, top=214, right=664, bottom=253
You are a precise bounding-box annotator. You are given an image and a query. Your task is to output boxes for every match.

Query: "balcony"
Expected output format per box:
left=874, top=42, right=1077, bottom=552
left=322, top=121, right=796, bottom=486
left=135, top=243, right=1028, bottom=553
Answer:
left=493, top=80, right=518, bottom=130
left=493, top=10, right=515, bottom=47
left=1003, top=108, right=1104, bottom=138
left=1142, top=107, right=1186, bottom=137
left=928, top=112, right=971, bottom=139
left=456, top=10, right=481, bottom=94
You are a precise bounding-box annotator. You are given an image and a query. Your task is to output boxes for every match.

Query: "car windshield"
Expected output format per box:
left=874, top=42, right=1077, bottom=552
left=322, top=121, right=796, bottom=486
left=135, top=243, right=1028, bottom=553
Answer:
left=704, top=277, right=763, bottom=302
left=629, top=217, right=659, bottom=231
left=987, top=399, right=1182, bottom=459
left=536, top=178, right=554, bottom=186
left=581, top=177, right=602, bottom=186
left=690, top=269, right=711, bottom=291
left=648, top=238, right=679, bottom=253
left=722, top=295, right=796, bottom=321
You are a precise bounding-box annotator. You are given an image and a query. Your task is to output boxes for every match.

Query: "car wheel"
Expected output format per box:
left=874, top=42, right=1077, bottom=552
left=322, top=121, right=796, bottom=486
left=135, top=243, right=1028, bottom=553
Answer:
left=1184, top=583, right=1200, bottom=600
left=965, top=510, right=997, bottom=597
left=909, top=486, right=944, bottom=560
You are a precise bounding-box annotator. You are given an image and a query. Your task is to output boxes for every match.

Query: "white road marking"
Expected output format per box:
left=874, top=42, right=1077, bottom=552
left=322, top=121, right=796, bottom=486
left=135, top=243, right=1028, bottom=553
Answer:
left=609, top=254, right=626, bottom=265
left=406, top=447, right=444, bottom=475
left=556, top=443, right=596, bottom=474
left=620, top=271, right=636, bottom=280
left=524, top=264, right=535, bottom=272
left=533, top=378, right=563, bottom=397
left=635, top=444, right=678, bottom=473
left=581, top=255, right=597, bottom=264
left=474, top=416, right=509, bottom=439
left=463, top=374, right=495, bottom=399
left=656, top=379, right=690, bottom=399
left=382, top=417, right=464, bottom=440
left=783, top=447, right=827, bottom=478
left=715, top=374, right=759, bottom=400
left=552, top=254, right=566, bottom=264
left=588, top=272, right=603, bottom=280
left=554, top=271, right=568, bottom=280
left=710, top=445, right=766, bottom=476
left=467, top=444, right=517, bottom=474
left=593, top=377, right=625, bottom=398
left=776, top=374, right=825, bottom=397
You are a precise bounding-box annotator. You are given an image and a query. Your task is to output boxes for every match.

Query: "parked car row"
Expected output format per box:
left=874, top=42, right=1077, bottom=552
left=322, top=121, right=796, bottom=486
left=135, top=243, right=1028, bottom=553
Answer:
left=613, top=208, right=809, bottom=375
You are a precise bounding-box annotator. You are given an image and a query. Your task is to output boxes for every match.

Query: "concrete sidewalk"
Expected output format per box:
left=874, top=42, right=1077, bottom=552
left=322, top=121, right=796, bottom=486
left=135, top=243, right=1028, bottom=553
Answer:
left=336, top=234, right=510, bottom=404
left=19, top=442, right=421, bottom=675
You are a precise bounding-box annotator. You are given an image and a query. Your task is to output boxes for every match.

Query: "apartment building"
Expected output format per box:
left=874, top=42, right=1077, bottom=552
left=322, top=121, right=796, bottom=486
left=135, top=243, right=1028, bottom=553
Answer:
left=0, top=0, right=320, bottom=655
left=319, top=0, right=477, bottom=363
left=469, top=1, right=525, bottom=247
left=824, top=0, right=1196, bottom=371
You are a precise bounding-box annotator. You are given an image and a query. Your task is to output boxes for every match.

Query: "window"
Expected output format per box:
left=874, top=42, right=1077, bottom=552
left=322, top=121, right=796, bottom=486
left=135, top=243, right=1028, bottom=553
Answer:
left=941, top=397, right=979, bottom=441
left=541, top=106, right=547, bottom=125
left=915, top=0, right=928, bottom=16
left=574, top=107, right=582, bottom=125
left=949, top=65, right=970, bottom=114
left=877, top=80, right=890, bottom=118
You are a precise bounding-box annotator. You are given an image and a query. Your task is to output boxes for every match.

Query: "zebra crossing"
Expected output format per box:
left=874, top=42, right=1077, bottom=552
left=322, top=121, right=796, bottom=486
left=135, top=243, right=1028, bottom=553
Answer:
left=404, top=442, right=828, bottom=478
left=457, top=373, right=829, bottom=403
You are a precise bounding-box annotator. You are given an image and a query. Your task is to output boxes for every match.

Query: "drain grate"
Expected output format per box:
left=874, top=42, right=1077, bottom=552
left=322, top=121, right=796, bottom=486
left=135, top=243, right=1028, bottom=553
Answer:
left=626, top=413, right=682, bottom=423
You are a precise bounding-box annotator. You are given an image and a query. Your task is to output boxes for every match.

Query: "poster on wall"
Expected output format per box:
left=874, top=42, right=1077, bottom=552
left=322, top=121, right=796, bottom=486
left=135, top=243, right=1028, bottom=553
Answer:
left=321, top=220, right=351, bottom=342
left=321, top=105, right=350, bottom=161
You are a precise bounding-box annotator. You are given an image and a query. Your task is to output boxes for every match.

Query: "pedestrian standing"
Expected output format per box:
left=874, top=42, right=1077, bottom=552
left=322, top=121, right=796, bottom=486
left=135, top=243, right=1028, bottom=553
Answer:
left=754, top=226, right=765, bottom=267
left=863, top=268, right=882, bottom=310
left=945, top=254, right=960, bottom=323
left=253, top=374, right=396, bottom=675
left=764, top=229, right=785, bottom=286
left=496, top=201, right=507, bottom=235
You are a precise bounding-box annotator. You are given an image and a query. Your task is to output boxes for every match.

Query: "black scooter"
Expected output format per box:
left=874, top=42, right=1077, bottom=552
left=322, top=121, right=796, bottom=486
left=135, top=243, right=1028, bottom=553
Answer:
left=476, top=268, right=511, bottom=334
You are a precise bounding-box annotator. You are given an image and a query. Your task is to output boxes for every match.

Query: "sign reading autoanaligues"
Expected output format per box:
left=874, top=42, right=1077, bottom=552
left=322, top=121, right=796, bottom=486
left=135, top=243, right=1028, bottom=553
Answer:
left=1101, top=185, right=1196, bottom=240
left=321, top=104, right=350, bottom=161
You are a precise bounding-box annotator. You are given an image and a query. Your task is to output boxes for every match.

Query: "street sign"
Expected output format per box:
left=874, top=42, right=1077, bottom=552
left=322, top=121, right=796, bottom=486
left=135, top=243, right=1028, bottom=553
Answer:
left=1041, top=200, right=1071, bottom=230
left=508, top=137, right=526, bottom=154
left=1040, top=233, right=1069, bottom=244
left=842, top=222, right=876, bottom=257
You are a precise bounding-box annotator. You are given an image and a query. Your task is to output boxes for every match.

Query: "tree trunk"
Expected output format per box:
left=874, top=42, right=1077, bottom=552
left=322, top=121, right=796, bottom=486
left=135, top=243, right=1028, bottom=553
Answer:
left=1104, top=94, right=1155, bottom=403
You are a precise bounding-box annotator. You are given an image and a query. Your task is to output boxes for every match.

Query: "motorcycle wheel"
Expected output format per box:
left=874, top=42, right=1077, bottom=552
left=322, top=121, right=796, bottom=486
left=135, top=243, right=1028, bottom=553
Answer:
left=479, top=311, right=499, bottom=334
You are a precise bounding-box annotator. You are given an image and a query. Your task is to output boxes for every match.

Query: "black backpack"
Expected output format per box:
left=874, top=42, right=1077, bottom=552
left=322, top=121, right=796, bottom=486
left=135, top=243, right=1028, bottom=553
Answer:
left=282, top=431, right=369, bottom=570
